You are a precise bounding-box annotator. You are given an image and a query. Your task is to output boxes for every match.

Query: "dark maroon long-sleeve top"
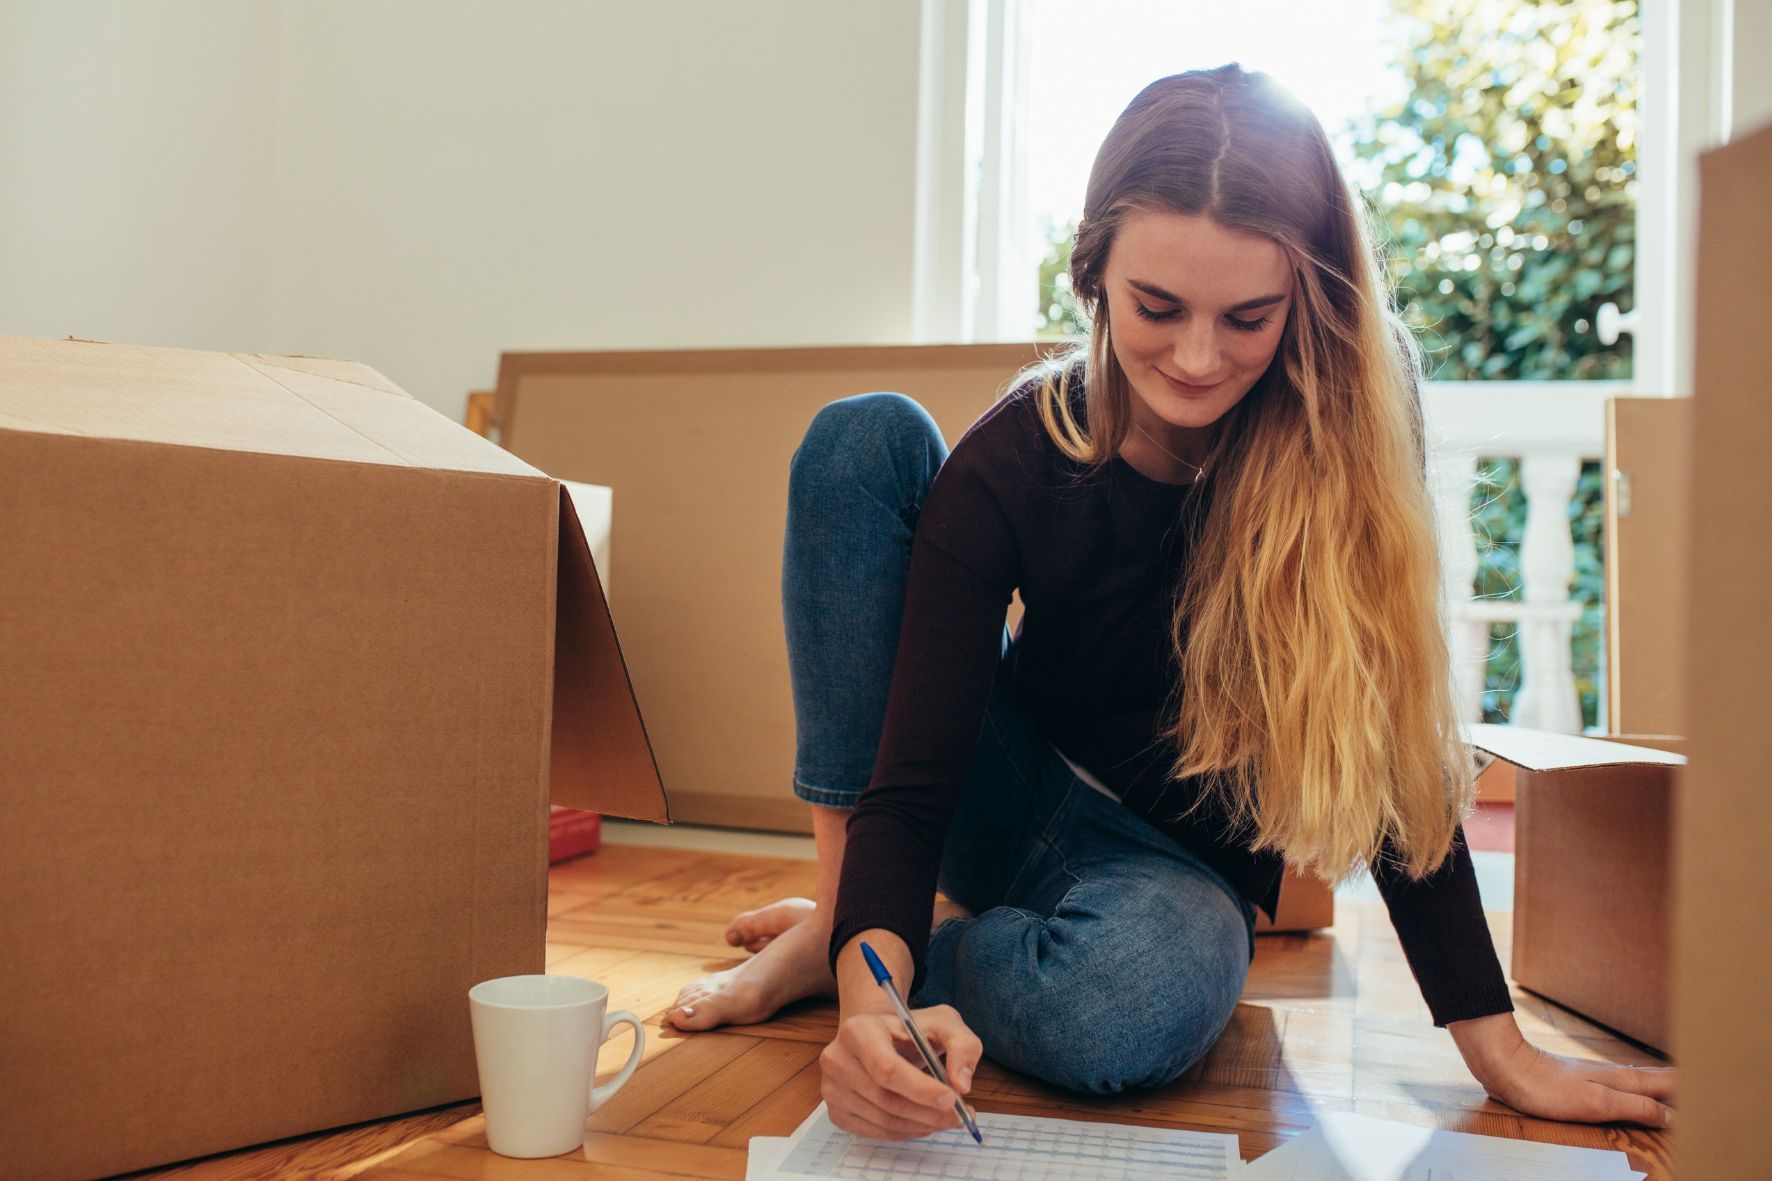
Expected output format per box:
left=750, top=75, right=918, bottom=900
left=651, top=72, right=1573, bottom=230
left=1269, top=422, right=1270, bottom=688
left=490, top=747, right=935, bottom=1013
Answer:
left=827, top=370, right=1514, bottom=1028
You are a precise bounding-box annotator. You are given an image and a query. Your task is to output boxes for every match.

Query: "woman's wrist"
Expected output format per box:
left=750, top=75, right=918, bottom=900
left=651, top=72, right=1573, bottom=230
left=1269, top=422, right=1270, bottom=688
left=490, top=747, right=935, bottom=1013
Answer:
left=1446, top=1011, right=1531, bottom=1086
left=835, top=929, right=912, bottom=1020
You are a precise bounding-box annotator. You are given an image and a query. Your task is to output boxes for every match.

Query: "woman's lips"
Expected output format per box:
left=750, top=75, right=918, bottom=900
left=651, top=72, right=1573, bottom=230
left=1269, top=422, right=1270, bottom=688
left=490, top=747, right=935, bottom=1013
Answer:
left=1159, top=371, right=1220, bottom=396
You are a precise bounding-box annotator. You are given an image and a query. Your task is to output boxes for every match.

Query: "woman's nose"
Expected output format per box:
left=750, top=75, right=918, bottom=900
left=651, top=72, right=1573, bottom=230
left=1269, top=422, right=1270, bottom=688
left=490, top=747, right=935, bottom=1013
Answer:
left=1171, top=324, right=1221, bottom=382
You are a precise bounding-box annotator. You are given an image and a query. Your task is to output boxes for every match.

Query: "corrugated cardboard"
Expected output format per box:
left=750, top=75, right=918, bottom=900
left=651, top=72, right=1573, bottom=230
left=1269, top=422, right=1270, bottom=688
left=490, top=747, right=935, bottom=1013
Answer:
left=1673, top=121, right=1772, bottom=1181
left=495, top=343, right=1048, bottom=832
left=0, top=336, right=667, bottom=1180
left=1466, top=723, right=1683, bottom=1051
left=1258, top=867, right=1335, bottom=934
left=1604, top=396, right=1692, bottom=735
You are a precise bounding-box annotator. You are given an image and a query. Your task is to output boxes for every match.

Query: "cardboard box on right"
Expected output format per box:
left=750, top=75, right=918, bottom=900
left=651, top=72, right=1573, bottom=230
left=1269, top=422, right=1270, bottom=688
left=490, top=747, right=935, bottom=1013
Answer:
left=1466, top=725, right=1685, bottom=1052
left=1671, top=121, right=1772, bottom=1179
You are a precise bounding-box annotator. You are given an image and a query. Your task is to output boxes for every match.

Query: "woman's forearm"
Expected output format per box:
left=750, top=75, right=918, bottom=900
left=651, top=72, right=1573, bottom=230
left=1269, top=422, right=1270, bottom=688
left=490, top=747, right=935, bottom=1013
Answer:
left=835, top=928, right=914, bottom=1018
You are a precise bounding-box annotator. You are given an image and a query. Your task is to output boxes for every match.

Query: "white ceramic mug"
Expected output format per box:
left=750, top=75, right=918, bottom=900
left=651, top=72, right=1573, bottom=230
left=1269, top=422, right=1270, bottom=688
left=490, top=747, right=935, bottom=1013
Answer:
left=467, top=974, right=645, bottom=1158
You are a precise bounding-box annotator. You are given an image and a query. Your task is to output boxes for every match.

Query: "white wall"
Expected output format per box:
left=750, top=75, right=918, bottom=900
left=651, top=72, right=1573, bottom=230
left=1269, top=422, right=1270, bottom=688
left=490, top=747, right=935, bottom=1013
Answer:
left=0, top=1, right=280, bottom=356
left=1, top=1, right=922, bottom=419
left=1732, top=0, right=1772, bottom=135
left=269, top=1, right=921, bottom=417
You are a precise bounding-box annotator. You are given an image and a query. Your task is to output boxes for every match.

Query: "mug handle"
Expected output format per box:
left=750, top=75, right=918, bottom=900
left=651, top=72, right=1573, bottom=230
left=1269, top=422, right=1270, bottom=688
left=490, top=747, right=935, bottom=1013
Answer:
left=589, top=1009, right=645, bottom=1110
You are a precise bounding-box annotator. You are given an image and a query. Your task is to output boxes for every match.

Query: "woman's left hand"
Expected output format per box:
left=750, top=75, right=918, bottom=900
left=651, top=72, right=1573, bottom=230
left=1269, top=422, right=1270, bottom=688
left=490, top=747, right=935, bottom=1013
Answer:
left=1447, top=1012, right=1676, bottom=1128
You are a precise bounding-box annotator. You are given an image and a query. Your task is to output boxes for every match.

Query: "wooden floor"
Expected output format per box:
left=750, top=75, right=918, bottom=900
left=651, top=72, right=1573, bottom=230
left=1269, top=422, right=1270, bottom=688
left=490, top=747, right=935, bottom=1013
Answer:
left=130, top=844, right=1672, bottom=1179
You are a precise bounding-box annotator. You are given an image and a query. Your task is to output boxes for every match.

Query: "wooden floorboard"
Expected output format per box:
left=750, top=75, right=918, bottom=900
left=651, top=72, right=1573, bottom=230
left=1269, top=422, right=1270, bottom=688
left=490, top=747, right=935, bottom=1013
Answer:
left=124, top=844, right=1672, bottom=1179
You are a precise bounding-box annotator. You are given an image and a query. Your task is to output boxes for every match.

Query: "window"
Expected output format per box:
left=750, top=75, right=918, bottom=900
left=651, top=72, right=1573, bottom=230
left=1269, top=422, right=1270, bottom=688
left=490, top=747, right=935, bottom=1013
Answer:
left=922, top=0, right=1665, bottom=730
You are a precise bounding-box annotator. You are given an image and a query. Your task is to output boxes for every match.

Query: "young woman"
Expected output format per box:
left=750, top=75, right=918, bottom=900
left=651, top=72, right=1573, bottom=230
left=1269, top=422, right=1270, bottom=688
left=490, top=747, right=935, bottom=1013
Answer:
left=666, top=64, right=1675, bottom=1138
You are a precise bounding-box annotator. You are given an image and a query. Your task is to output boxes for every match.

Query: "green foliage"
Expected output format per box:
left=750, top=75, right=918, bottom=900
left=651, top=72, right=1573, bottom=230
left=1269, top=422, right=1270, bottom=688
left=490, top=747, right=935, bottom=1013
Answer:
left=1035, top=218, right=1085, bottom=338
left=1031, top=0, right=1637, bottom=729
left=1346, top=0, right=1638, bottom=383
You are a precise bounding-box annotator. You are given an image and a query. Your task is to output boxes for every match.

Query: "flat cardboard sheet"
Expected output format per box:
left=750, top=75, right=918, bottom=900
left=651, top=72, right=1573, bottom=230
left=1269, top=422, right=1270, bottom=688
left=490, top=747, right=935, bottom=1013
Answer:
left=1464, top=723, right=1685, bottom=772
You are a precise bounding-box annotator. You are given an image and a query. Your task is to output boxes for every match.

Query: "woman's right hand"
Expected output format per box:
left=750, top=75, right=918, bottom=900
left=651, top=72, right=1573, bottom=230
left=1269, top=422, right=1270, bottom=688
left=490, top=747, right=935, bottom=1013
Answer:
left=819, top=1004, right=983, bottom=1140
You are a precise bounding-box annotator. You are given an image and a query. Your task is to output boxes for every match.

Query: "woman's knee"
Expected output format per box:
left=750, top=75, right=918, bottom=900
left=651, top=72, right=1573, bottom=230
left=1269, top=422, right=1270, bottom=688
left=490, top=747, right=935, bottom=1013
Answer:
left=789, top=392, right=945, bottom=505
left=998, top=965, right=1239, bottom=1094
left=956, top=886, right=1250, bottom=1093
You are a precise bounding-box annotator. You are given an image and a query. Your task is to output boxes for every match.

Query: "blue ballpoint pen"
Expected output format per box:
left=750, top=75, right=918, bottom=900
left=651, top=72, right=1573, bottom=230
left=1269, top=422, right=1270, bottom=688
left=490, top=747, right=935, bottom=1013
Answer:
left=859, top=941, right=984, bottom=1144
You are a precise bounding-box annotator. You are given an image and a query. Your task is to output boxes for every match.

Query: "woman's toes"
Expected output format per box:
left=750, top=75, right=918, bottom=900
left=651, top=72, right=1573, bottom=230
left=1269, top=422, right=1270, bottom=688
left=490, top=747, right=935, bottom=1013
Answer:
left=723, top=898, right=817, bottom=948
left=665, top=973, right=770, bottom=1030
left=666, top=1001, right=716, bottom=1031
left=662, top=921, right=837, bottom=1032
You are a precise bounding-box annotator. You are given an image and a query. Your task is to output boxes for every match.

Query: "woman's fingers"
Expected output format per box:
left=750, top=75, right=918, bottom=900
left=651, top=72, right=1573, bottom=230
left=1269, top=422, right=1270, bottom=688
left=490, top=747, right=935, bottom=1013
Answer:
left=1584, top=1061, right=1677, bottom=1102
left=827, top=1054, right=956, bottom=1131
left=852, top=1032, right=962, bottom=1122
left=1542, top=1072, right=1675, bottom=1129
left=821, top=1015, right=963, bottom=1137
left=826, top=1090, right=951, bottom=1139
left=819, top=1004, right=990, bottom=1141
left=920, top=1006, right=985, bottom=1092
left=864, top=1012, right=970, bottom=1112
left=1587, top=1080, right=1675, bottom=1128
left=1575, top=1060, right=1677, bottom=1126
left=1485, top=1046, right=1678, bottom=1130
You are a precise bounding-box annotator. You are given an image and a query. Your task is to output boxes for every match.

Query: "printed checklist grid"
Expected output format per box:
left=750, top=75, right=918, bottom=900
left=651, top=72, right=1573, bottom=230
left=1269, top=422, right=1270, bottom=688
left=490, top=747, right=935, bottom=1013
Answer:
left=768, top=1106, right=1238, bottom=1181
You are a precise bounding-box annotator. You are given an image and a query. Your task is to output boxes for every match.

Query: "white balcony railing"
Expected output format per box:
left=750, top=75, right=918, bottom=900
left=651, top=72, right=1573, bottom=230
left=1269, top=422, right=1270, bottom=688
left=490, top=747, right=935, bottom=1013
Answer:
left=1425, top=381, right=1625, bottom=733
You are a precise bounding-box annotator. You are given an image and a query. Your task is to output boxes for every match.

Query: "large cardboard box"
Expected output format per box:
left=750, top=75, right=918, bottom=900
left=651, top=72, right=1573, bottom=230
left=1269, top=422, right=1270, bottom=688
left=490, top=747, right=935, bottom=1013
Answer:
left=0, top=336, right=668, bottom=1180
left=1673, top=121, right=1772, bottom=1180
left=1466, top=724, right=1684, bottom=1051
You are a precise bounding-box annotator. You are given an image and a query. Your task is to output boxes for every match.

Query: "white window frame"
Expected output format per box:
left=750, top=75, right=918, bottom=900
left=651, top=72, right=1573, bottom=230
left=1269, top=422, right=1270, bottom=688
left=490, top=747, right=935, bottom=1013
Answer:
left=912, top=0, right=1036, bottom=344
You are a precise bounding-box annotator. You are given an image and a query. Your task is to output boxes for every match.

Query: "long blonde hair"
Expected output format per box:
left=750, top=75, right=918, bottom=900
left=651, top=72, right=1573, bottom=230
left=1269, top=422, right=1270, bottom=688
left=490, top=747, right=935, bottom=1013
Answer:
left=1031, top=65, right=1471, bottom=882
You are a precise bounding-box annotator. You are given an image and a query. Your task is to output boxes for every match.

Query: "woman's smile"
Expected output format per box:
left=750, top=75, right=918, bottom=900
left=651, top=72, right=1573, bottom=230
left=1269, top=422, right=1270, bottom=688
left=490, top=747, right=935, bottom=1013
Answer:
left=1157, top=371, right=1221, bottom=397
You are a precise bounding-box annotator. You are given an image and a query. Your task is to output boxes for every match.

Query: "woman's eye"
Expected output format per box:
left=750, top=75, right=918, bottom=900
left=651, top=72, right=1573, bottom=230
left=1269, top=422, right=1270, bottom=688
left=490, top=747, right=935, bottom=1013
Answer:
left=1134, top=302, right=1272, bottom=332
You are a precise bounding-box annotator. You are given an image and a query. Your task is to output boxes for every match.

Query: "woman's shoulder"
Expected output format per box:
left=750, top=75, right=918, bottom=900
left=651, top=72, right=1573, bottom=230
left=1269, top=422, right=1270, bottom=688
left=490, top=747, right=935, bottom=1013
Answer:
left=946, top=360, right=1085, bottom=478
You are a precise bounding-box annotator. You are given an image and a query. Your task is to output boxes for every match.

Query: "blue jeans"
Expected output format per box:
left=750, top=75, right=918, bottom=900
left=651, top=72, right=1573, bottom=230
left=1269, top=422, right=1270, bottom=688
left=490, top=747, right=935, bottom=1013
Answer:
left=783, top=392, right=1255, bottom=1095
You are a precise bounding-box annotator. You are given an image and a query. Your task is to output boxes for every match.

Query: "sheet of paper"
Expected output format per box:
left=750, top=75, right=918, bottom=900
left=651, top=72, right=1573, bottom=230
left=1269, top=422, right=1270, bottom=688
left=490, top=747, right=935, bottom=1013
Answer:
left=1242, top=1113, right=1644, bottom=1180
left=749, top=1102, right=1240, bottom=1180
left=1238, top=1131, right=1305, bottom=1179
left=747, top=1136, right=793, bottom=1181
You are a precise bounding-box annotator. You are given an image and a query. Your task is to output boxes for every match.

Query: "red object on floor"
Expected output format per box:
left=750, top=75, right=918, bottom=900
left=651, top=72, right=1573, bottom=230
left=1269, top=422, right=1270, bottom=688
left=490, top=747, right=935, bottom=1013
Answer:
left=548, top=806, right=602, bottom=862
left=1464, top=801, right=1515, bottom=854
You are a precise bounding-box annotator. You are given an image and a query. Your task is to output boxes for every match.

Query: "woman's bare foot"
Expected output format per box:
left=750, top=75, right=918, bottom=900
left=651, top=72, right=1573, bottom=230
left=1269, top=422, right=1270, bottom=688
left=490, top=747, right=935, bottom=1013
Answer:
left=668, top=896, right=977, bottom=1033
left=667, top=913, right=836, bottom=1031
left=724, top=896, right=816, bottom=953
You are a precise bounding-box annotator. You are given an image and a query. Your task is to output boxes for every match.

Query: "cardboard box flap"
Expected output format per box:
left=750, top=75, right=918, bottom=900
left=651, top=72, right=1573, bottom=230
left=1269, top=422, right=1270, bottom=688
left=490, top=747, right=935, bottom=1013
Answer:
left=1465, top=722, right=1687, bottom=771
left=552, top=484, right=670, bottom=821
left=0, top=336, right=539, bottom=478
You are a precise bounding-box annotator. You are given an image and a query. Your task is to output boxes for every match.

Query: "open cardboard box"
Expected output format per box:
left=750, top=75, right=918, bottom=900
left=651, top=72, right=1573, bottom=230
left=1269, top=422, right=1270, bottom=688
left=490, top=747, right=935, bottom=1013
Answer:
left=1465, top=723, right=1684, bottom=1052
left=0, top=336, right=668, bottom=1180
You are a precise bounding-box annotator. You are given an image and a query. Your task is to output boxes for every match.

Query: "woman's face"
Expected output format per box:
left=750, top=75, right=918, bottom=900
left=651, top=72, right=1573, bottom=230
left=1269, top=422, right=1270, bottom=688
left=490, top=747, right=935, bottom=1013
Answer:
left=1101, top=207, right=1293, bottom=459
